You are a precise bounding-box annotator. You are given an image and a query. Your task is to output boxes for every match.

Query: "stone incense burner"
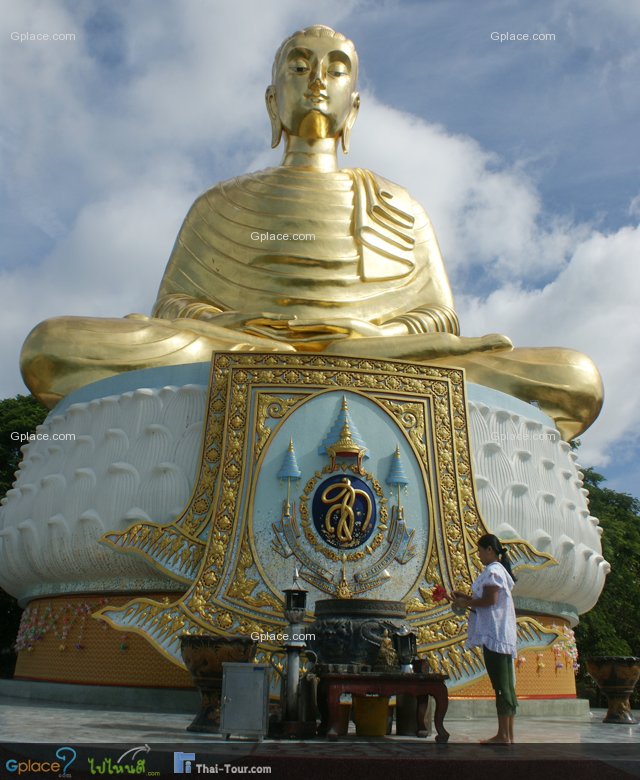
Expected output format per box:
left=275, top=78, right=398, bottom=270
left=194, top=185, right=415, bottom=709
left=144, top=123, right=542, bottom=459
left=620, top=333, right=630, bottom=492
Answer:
left=308, top=599, right=411, bottom=672
left=585, top=656, right=640, bottom=724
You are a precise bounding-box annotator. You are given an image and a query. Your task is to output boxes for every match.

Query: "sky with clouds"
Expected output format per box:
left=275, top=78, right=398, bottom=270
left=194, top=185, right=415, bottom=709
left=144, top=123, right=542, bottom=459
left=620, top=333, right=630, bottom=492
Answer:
left=1, top=0, right=639, bottom=494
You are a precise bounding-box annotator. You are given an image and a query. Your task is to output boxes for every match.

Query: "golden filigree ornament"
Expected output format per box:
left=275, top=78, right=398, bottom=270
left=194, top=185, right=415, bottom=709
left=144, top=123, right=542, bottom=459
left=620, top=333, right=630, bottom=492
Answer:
left=99, top=362, right=225, bottom=582
left=93, top=353, right=560, bottom=694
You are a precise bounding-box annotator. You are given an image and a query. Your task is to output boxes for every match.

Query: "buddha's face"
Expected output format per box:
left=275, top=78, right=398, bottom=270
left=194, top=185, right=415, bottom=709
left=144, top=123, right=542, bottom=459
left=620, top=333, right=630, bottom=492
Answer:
left=270, top=35, right=358, bottom=140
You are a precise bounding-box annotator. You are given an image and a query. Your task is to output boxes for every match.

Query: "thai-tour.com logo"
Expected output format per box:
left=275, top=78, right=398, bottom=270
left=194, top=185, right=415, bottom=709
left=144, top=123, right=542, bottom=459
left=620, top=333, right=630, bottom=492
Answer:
left=5, top=747, right=76, bottom=775
left=174, top=752, right=272, bottom=774
left=174, top=753, right=196, bottom=773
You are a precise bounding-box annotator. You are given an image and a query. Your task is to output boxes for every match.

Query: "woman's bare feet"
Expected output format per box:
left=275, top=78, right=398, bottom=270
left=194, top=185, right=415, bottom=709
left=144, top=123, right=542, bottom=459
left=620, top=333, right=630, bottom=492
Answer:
left=480, top=715, right=512, bottom=744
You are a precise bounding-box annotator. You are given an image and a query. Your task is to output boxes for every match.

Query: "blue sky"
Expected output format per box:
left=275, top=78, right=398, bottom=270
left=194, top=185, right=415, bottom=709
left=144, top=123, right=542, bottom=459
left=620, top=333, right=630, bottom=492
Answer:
left=1, top=0, right=639, bottom=495
left=352, top=1, right=640, bottom=234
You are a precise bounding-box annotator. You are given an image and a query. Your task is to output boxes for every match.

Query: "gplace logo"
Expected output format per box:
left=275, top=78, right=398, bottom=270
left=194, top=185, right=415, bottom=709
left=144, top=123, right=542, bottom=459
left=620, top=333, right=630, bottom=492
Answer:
left=6, top=747, right=76, bottom=775
left=175, top=752, right=196, bottom=773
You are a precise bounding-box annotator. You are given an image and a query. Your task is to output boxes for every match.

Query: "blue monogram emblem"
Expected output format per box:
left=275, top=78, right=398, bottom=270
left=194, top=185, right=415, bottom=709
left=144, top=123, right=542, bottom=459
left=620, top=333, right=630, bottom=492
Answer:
left=311, top=474, right=377, bottom=549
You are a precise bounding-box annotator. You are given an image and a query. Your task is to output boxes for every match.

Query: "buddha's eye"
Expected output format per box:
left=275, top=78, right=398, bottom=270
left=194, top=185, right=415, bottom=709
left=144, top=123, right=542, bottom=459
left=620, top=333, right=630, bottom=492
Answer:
left=289, top=59, right=309, bottom=74
left=328, top=62, right=348, bottom=77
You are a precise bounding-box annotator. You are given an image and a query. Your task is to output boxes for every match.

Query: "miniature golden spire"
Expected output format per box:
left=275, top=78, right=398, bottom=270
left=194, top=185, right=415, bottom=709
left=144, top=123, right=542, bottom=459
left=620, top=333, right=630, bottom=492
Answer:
left=326, top=418, right=367, bottom=472
left=332, top=420, right=361, bottom=455
left=335, top=555, right=352, bottom=599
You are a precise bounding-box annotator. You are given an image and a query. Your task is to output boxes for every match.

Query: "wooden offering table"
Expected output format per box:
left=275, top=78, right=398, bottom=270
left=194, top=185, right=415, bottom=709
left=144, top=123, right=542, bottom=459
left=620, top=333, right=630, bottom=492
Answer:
left=317, top=672, right=450, bottom=742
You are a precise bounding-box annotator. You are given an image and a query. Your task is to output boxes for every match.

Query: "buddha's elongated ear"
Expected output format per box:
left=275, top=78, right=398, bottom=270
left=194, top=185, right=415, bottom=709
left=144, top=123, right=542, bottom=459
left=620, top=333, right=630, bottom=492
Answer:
left=341, top=93, right=360, bottom=154
left=265, top=86, right=282, bottom=149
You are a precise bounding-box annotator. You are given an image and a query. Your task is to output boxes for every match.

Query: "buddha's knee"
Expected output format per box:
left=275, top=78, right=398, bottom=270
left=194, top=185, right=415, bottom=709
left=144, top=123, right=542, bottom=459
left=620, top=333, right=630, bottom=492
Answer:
left=499, top=347, right=603, bottom=440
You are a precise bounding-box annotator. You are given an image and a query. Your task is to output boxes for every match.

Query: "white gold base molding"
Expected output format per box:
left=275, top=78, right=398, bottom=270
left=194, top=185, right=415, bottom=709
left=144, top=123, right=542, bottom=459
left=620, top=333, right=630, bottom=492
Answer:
left=467, top=398, right=609, bottom=617
left=0, top=366, right=609, bottom=620
left=513, top=597, right=579, bottom=627
left=0, top=382, right=208, bottom=604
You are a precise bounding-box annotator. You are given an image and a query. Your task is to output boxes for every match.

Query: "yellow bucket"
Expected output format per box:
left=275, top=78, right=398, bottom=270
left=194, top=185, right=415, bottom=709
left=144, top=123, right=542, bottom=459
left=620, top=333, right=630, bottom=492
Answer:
left=352, top=695, right=390, bottom=736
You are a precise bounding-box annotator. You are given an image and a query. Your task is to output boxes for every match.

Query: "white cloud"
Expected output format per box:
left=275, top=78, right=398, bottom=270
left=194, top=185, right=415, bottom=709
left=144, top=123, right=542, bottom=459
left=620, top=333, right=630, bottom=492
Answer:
left=0, top=183, right=192, bottom=397
left=457, top=224, right=640, bottom=468
left=345, top=94, right=587, bottom=286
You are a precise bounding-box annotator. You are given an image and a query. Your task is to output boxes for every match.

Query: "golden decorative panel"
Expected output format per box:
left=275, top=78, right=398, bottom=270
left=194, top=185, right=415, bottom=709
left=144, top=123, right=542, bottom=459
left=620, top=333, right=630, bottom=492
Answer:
left=96, top=353, right=557, bottom=690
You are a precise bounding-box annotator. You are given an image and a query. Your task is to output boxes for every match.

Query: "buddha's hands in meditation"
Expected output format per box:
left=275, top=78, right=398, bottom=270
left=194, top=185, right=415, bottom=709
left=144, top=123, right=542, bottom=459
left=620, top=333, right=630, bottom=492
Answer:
left=194, top=310, right=295, bottom=331
left=141, top=309, right=299, bottom=352
left=244, top=314, right=513, bottom=357
left=244, top=316, right=382, bottom=343
left=192, top=310, right=375, bottom=346
left=131, top=308, right=297, bottom=335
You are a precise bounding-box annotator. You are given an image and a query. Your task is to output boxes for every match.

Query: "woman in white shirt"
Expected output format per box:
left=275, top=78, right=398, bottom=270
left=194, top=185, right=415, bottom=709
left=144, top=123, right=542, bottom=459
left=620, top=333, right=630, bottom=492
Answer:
left=453, top=534, right=518, bottom=744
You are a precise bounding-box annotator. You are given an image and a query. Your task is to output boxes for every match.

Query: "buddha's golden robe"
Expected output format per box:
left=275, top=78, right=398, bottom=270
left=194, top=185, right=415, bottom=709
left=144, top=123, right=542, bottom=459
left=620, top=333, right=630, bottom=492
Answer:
left=153, top=166, right=459, bottom=331
left=20, top=166, right=602, bottom=439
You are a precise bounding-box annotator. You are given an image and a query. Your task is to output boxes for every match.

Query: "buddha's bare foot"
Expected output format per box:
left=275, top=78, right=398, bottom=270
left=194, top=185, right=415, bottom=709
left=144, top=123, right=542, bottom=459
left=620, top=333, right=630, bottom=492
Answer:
left=418, top=332, right=513, bottom=358
left=466, top=334, right=513, bottom=354
left=322, top=331, right=513, bottom=361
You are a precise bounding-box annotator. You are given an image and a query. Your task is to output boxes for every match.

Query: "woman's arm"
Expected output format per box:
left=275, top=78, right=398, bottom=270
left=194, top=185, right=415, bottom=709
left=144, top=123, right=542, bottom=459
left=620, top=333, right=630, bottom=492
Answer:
left=455, top=585, right=499, bottom=609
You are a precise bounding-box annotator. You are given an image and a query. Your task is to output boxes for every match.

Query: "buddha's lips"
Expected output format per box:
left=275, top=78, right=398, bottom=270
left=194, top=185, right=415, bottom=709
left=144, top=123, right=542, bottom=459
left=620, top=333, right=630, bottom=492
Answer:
left=305, top=92, right=327, bottom=104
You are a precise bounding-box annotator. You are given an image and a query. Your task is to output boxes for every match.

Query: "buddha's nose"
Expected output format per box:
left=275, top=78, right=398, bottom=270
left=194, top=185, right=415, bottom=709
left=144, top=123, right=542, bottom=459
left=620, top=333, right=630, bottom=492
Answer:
left=308, top=62, right=327, bottom=88
left=308, top=77, right=325, bottom=96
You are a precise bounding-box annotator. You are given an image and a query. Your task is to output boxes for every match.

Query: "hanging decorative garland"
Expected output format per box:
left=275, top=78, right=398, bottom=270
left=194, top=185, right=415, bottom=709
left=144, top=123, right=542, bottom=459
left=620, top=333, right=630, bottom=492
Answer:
left=14, top=598, right=110, bottom=653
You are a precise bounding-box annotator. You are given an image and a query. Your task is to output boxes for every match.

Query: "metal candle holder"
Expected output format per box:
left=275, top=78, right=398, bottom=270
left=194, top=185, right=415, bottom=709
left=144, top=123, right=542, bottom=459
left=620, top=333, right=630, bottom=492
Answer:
left=393, top=626, right=418, bottom=672
left=272, top=569, right=316, bottom=737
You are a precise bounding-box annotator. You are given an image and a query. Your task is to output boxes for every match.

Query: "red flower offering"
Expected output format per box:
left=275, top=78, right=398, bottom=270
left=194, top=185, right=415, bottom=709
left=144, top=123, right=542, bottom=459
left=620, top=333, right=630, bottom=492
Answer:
left=432, top=586, right=448, bottom=602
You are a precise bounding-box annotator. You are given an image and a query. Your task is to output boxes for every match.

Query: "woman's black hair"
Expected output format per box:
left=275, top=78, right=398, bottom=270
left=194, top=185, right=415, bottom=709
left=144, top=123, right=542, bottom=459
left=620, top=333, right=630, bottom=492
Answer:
left=477, top=534, right=517, bottom=581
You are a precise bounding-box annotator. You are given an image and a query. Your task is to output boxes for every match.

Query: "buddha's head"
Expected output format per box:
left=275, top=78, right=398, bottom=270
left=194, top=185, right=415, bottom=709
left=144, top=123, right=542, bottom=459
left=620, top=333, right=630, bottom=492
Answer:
left=266, top=25, right=360, bottom=153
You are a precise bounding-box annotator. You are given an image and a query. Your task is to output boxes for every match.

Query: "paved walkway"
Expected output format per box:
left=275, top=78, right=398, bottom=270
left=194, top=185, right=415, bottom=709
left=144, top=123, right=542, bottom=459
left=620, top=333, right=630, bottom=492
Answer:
left=1, top=696, right=638, bottom=778
left=0, top=694, right=638, bottom=743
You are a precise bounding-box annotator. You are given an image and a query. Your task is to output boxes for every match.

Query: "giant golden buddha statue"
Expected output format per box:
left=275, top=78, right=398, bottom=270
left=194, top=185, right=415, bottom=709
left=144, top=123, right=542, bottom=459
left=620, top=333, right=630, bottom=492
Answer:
left=21, top=25, right=602, bottom=440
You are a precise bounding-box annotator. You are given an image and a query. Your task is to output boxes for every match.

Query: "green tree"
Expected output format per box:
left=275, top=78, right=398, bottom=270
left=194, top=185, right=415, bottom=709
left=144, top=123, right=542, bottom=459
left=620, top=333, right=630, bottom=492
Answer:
left=575, top=468, right=640, bottom=707
left=0, top=393, right=48, bottom=497
left=0, top=394, right=47, bottom=677
left=0, top=589, right=23, bottom=678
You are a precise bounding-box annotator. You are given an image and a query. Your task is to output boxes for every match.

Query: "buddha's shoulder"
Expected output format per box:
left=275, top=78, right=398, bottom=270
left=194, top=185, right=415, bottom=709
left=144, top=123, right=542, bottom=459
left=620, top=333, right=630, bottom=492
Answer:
left=183, top=166, right=429, bottom=228
left=189, top=166, right=355, bottom=206
left=343, top=167, right=432, bottom=228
